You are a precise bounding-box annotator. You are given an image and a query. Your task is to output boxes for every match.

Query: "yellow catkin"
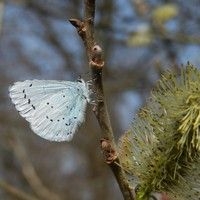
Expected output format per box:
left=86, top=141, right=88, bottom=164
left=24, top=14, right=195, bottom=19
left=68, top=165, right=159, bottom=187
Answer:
left=118, top=64, right=200, bottom=200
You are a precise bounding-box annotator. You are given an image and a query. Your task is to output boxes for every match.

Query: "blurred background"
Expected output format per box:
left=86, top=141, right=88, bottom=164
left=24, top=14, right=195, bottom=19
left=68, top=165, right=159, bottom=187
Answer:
left=1, top=0, right=200, bottom=199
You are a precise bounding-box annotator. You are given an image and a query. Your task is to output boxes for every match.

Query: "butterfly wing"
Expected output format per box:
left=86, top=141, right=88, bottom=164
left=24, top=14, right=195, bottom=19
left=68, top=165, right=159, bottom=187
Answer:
left=9, top=80, right=89, bottom=141
left=30, top=88, right=88, bottom=141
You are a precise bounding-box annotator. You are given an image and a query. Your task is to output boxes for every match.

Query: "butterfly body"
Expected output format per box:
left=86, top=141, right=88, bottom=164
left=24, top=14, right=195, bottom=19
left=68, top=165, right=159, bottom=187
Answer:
left=9, top=79, right=91, bottom=142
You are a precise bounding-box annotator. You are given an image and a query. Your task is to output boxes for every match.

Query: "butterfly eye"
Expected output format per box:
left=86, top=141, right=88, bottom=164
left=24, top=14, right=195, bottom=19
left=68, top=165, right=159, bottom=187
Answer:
left=77, top=75, right=82, bottom=82
left=77, top=79, right=82, bottom=83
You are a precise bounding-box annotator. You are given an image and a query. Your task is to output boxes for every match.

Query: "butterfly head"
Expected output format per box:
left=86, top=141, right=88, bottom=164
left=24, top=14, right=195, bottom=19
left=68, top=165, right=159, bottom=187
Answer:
left=77, top=79, right=92, bottom=103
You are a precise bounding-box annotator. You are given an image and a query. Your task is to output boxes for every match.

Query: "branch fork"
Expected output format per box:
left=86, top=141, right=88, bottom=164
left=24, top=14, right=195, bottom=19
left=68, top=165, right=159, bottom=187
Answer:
left=69, top=19, right=86, bottom=40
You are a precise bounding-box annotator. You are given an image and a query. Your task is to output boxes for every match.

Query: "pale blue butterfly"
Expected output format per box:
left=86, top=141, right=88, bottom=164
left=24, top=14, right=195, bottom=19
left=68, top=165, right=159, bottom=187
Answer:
left=9, top=79, right=91, bottom=142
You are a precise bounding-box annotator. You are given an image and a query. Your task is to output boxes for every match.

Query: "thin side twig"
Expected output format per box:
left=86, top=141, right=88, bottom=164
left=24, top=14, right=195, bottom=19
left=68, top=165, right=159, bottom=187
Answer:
left=10, top=136, right=61, bottom=200
left=69, top=1, right=135, bottom=199
left=0, top=180, right=39, bottom=200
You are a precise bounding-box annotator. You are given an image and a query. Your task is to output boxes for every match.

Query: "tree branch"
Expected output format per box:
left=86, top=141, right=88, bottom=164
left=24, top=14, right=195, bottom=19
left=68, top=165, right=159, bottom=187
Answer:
left=10, top=137, right=61, bottom=200
left=69, top=1, right=135, bottom=199
left=0, top=180, right=39, bottom=200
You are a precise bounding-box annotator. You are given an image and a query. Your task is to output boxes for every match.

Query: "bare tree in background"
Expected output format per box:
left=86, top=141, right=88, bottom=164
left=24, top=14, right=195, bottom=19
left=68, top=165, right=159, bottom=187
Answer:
left=0, top=0, right=200, bottom=200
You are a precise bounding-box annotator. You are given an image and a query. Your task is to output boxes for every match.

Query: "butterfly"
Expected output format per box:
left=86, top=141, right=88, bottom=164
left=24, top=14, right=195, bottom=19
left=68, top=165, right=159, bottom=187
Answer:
left=9, top=79, right=91, bottom=142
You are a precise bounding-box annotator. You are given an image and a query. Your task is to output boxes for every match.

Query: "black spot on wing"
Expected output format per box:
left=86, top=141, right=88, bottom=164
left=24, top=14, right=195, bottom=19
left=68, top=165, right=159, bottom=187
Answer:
left=29, top=84, right=32, bottom=87
left=32, top=105, right=36, bottom=110
left=28, top=99, right=31, bottom=104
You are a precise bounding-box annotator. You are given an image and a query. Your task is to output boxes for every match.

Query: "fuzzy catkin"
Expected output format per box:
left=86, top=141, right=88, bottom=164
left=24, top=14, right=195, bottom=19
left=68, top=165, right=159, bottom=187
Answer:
left=118, top=64, right=200, bottom=200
